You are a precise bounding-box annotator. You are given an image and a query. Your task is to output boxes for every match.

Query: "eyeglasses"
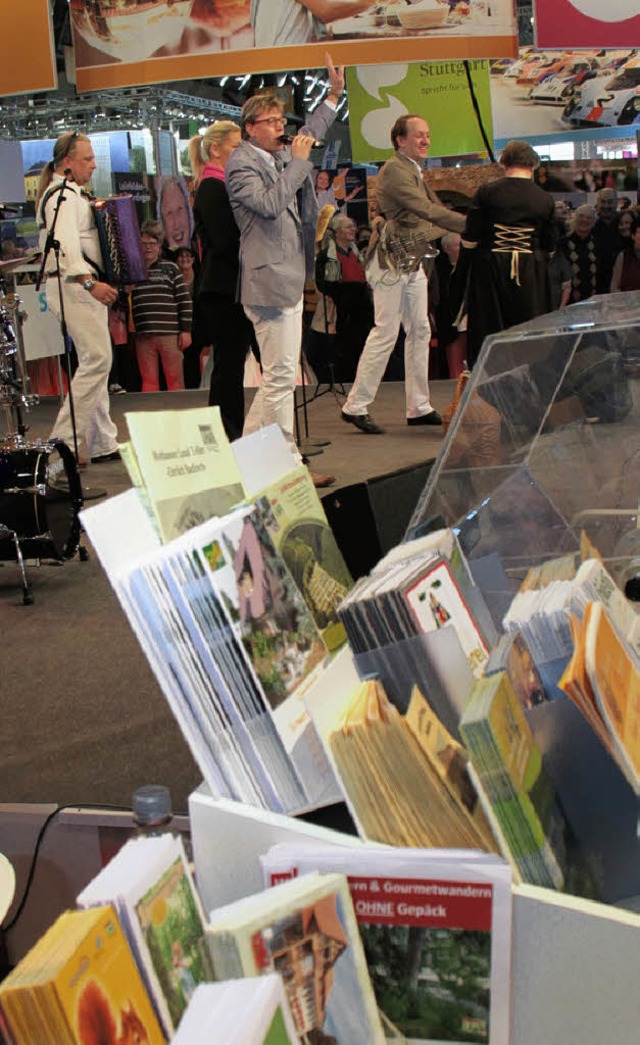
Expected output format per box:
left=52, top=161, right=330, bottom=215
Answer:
left=252, top=116, right=287, bottom=128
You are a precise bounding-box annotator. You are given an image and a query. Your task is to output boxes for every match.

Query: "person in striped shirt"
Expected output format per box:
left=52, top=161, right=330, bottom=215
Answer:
left=131, top=224, right=193, bottom=392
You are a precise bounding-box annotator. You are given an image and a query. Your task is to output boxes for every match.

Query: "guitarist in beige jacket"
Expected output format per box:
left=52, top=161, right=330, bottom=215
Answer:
left=342, top=114, right=465, bottom=435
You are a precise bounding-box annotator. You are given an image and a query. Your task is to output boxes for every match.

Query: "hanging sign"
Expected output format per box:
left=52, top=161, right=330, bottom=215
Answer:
left=535, top=0, right=640, bottom=49
left=1, top=0, right=57, bottom=95
left=70, top=0, right=517, bottom=93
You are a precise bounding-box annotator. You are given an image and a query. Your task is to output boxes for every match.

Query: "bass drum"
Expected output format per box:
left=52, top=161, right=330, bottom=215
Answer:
left=0, top=440, right=82, bottom=562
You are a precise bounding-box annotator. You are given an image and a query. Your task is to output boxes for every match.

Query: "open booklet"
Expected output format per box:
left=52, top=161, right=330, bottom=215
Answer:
left=77, top=834, right=212, bottom=1038
left=206, top=871, right=385, bottom=1045
left=259, top=843, right=513, bottom=1045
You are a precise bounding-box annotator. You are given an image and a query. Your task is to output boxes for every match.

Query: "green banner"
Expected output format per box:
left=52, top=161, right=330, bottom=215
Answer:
left=347, top=61, right=493, bottom=163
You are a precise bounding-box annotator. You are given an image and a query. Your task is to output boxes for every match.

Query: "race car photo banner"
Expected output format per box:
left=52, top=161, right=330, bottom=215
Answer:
left=491, top=47, right=640, bottom=140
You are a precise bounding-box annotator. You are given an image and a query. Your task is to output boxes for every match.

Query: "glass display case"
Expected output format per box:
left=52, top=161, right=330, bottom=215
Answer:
left=406, top=292, right=640, bottom=904
left=408, top=291, right=640, bottom=623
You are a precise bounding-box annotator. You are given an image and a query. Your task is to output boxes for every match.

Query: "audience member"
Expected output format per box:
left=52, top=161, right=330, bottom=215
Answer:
left=616, top=209, right=635, bottom=244
left=174, top=245, right=202, bottom=388
left=313, top=213, right=373, bottom=380
left=355, top=224, right=372, bottom=253
left=592, top=187, right=622, bottom=293
left=189, top=120, right=256, bottom=440
left=461, top=139, right=556, bottom=367
left=610, top=217, right=640, bottom=292
left=130, top=224, right=192, bottom=391
left=563, top=205, right=600, bottom=303
left=431, top=232, right=467, bottom=378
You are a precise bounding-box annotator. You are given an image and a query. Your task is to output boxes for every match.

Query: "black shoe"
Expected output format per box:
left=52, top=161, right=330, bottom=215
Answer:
left=341, top=411, right=385, bottom=435
left=90, top=450, right=121, bottom=463
left=80, top=485, right=108, bottom=501
left=407, top=411, right=442, bottom=427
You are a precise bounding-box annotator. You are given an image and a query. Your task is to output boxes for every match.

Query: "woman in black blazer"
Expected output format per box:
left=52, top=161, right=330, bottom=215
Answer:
left=189, top=121, right=256, bottom=440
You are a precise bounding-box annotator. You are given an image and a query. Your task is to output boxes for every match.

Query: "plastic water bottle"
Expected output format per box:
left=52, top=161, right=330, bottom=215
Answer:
left=132, top=784, right=174, bottom=837
left=132, top=784, right=193, bottom=863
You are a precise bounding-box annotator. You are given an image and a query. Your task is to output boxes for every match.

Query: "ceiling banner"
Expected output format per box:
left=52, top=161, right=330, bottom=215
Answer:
left=347, top=61, right=493, bottom=163
left=1, top=0, right=57, bottom=96
left=534, top=0, right=640, bottom=50
left=70, top=0, right=518, bottom=93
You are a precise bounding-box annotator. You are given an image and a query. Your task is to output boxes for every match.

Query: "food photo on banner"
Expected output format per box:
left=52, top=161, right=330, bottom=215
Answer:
left=490, top=47, right=640, bottom=139
left=69, top=0, right=518, bottom=92
left=346, top=60, right=493, bottom=164
left=533, top=0, right=640, bottom=50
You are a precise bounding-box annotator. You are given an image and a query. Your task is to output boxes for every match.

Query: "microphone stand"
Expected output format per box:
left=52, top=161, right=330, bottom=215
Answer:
left=35, top=174, right=83, bottom=480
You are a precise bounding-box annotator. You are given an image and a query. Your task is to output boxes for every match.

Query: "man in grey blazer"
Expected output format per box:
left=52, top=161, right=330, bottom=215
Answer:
left=225, top=54, right=344, bottom=484
left=342, top=113, right=466, bottom=435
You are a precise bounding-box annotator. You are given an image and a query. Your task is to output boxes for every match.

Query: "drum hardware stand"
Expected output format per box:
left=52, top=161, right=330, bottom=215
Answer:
left=0, top=524, right=34, bottom=605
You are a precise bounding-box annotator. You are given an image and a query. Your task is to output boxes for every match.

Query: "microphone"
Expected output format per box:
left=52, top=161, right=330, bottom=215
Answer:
left=278, top=134, right=325, bottom=148
left=63, top=167, right=72, bottom=176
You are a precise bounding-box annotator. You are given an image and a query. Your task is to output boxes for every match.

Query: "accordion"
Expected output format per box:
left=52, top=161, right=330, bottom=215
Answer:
left=92, top=195, right=147, bottom=285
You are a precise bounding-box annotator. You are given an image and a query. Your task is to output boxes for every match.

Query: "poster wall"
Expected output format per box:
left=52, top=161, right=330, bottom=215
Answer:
left=70, top=0, right=517, bottom=93
left=1, top=0, right=57, bottom=95
left=534, top=0, right=640, bottom=50
left=347, top=61, right=493, bottom=164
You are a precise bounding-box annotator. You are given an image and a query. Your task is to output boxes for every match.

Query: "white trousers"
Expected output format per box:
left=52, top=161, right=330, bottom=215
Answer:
left=47, top=281, right=118, bottom=462
left=242, top=300, right=302, bottom=463
left=344, top=256, right=432, bottom=419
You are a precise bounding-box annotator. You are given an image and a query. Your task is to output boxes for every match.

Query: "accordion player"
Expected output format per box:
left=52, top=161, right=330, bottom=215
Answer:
left=92, top=194, right=148, bottom=285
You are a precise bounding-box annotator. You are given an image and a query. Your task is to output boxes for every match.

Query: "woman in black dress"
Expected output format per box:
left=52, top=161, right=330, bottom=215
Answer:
left=189, top=120, right=255, bottom=440
left=461, top=140, right=557, bottom=366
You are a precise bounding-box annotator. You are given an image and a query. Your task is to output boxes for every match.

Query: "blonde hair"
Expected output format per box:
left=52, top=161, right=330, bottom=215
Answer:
left=36, top=131, right=90, bottom=207
left=188, top=120, right=240, bottom=185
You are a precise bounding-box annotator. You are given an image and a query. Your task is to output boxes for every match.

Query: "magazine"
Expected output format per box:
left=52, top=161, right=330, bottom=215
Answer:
left=77, top=834, right=212, bottom=1036
left=124, top=406, right=246, bottom=542
left=0, top=906, right=165, bottom=1044
left=206, top=872, right=385, bottom=1044
left=260, top=844, right=513, bottom=1045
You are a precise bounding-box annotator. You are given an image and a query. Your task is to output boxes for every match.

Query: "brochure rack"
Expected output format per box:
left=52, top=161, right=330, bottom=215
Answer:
left=189, top=786, right=640, bottom=1045
left=188, top=294, right=640, bottom=1038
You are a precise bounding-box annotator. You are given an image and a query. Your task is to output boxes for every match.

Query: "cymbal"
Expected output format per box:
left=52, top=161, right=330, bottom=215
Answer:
left=0, top=251, right=41, bottom=273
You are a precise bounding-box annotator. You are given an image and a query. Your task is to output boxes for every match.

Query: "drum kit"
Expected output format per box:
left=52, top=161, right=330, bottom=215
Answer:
left=0, top=260, right=84, bottom=605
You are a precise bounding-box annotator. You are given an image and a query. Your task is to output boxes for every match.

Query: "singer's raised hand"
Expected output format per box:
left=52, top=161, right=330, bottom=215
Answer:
left=325, top=52, right=345, bottom=102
